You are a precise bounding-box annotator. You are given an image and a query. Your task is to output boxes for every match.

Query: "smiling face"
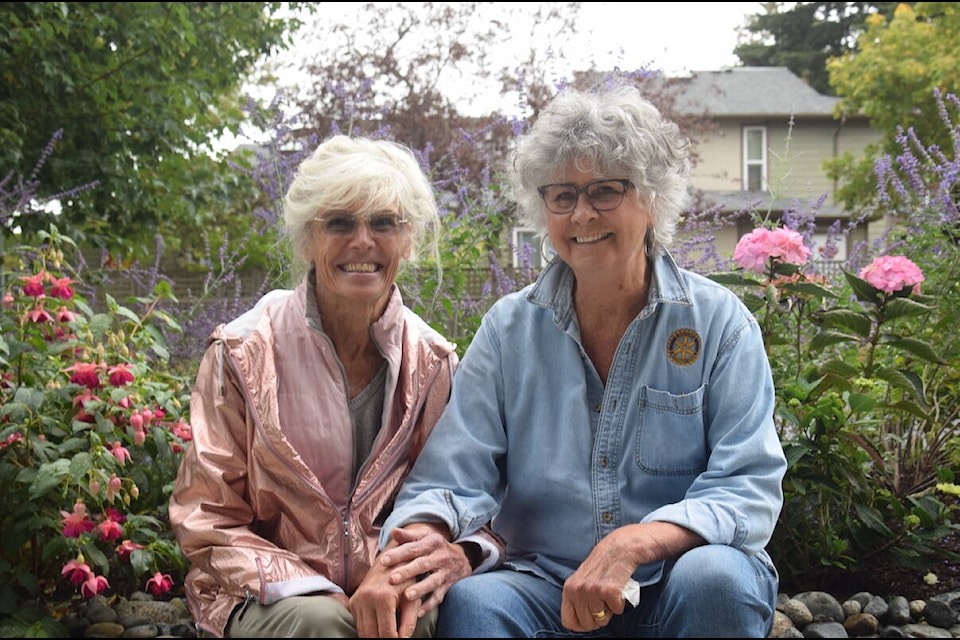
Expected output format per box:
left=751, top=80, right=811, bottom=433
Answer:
left=544, top=166, right=652, bottom=284
left=309, top=205, right=412, bottom=314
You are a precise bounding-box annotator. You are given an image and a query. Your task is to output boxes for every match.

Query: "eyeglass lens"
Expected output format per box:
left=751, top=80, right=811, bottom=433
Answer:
left=538, top=179, right=630, bottom=214
left=315, top=212, right=408, bottom=235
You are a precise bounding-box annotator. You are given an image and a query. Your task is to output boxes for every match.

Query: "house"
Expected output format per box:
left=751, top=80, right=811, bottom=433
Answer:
left=667, top=66, right=883, bottom=268
left=511, top=67, right=883, bottom=273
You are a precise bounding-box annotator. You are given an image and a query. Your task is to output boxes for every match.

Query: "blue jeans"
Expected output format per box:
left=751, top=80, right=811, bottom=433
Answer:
left=436, top=545, right=778, bottom=638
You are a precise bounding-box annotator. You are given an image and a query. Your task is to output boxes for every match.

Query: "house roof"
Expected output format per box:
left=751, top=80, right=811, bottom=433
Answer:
left=669, top=67, right=844, bottom=118
left=696, top=189, right=850, bottom=218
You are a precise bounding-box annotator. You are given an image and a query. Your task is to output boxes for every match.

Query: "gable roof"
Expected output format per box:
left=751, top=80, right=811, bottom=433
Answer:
left=670, top=67, right=843, bottom=118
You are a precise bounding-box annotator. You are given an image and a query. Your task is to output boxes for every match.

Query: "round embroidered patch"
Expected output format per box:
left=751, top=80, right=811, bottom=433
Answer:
left=666, top=328, right=701, bottom=366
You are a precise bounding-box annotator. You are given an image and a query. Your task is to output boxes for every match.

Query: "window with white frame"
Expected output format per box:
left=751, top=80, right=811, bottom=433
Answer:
left=743, top=126, right=767, bottom=191
left=512, top=228, right=553, bottom=268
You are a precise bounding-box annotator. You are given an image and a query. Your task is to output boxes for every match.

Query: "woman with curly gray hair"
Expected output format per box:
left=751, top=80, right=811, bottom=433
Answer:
left=373, top=83, right=787, bottom=637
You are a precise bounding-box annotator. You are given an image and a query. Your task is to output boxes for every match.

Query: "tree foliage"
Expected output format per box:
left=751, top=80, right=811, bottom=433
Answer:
left=826, top=2, right=960, bottom=211
left=0, top=2, right=308, bottom=258
left=735, top=2, right=899, bottom=95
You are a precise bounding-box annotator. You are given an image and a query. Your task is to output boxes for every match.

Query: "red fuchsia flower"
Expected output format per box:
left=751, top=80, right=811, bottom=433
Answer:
left=0, top=432, right=24, bottom=451
left=145, top=572, right=174, bottom=597
left=19, top=271, right=47, bottom=297
left=733, top=227, right=812, bottom=275
left=116, top=539, right=145, bottom=562
left=55, top=306, right=77, bottom=323
left=107, top=441, right=132, bottom=466
left=171, top=419, right=192, bottom=442
left=97, top=517, right=124, bottom=542
left=61, top=559, right=94, bottom=586
left=857, top=255, right=925, bottom=294
left=72, top=390, right=102, bottom=423
left=26, top=307, right=53, bottom=324
left=61, top=500, right=96, bottom=538
left=107, top=363, right=135, bottom=387
left=104, top=507, right=127, bottom=524
left=80, top=573, right=110, bottom=598
left=48, top=276, right=77, bottom=300
left=65, top=362, right=104, bottom=390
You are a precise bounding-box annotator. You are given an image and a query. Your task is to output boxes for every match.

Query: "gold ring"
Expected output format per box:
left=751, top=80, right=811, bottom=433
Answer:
left=591, top=608, right=607, bottom=620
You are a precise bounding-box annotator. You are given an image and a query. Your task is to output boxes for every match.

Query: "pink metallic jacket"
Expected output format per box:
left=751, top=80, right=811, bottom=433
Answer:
left=168, top=281, right=464, bottom=637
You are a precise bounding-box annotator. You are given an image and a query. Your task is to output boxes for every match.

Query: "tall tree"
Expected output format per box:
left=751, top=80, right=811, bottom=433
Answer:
left=0, top=2, right=308, bottom=257
left=826, top=1, right=960, bottom=211
left=735, top=2, right=899, bottom=95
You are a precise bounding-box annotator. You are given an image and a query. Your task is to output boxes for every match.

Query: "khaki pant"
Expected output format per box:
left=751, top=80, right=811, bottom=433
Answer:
left=222, top=594, right=437, bottom=638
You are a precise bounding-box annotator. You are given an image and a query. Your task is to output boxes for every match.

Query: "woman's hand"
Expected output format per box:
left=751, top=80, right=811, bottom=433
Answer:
left=379, top=523, right=474, bottom=614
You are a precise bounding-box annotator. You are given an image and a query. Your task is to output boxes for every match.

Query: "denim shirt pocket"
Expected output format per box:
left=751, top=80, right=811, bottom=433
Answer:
left=635, top=385, right=707, bottom=475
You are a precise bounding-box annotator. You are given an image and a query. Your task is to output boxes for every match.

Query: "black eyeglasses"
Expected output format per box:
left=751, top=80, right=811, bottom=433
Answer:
left=313, top=212, right=409, bottom=236
left=537, top=179, right=633, bottom=215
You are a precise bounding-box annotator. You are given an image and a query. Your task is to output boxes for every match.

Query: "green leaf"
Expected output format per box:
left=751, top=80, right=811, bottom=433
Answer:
left=809, top=329, right=859, bottom=350
left=819, top=359, right=859, bottom=378
left=29, top=459, right=70, bottom=499
left=884, top=296, right=936, bottom=320
left=813, top=308, right=873, bottom=338
left=706, top=272, right=762, bottom=287
left=846, top=392, right=876, bottom=413
left=843, top=271, right=882, bottom=305
left=880, top=336, right=944, bottom=363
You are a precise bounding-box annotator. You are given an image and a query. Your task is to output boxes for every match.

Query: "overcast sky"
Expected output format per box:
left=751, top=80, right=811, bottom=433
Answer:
left=568, top=2, right=762, bottom=73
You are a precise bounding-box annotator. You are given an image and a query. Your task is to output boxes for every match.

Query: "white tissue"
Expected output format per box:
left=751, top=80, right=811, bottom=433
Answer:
left=622, top=578, right=640, bottom=606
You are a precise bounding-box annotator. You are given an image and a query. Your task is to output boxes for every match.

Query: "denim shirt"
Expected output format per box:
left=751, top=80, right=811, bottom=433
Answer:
left=380, top=252, right=786, bottom=588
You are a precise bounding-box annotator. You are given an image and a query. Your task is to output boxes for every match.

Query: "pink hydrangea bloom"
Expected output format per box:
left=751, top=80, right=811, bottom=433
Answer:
left=733, top=227, right=812, bottom=274
left=857, top=255, right=925, bottom=294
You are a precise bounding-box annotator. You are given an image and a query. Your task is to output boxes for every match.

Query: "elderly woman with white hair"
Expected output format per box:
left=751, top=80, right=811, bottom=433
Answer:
left=170, top=135, right=503, bottom=638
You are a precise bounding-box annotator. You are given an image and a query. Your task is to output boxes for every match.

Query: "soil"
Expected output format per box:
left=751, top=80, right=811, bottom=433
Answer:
left=800, top=493, right=960, bottom=601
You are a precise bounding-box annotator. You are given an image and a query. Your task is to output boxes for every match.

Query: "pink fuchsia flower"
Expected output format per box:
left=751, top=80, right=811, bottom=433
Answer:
left=19, top=272, right=47, bottom=297
left=97, top=517, right=124, bottom=542
left=65, top=362, right=104, bottom=389
left=106, top=474, right=123, bottom=503
left=55, top=306, right=77, bottom=323
left=2, top=292, right=13, bottom=307
left=80, top=573, right=110, bottom=598
left=171, top=420, right=192, bottom=442
left=26, top=307, right=53, bottom=324
left=0, top=432, right=24, bottom=451
left=61, top=559, right=93, bottom=586
left=733, top=227, right=812, bottom=274
left=103, top=507, right=127, bottom=524
left=116, top=539, right=145, bottom=562
left=857, top=255, right=925, bottom=294
left=107, top=441, right=132, bottom=466
left=48, top=276, right=77, bottom=299
left=107, top=363, right=135, bottom=387
left=145, top=572, right=174, bottom=597
left=61, top=500, right=96, bottom=538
